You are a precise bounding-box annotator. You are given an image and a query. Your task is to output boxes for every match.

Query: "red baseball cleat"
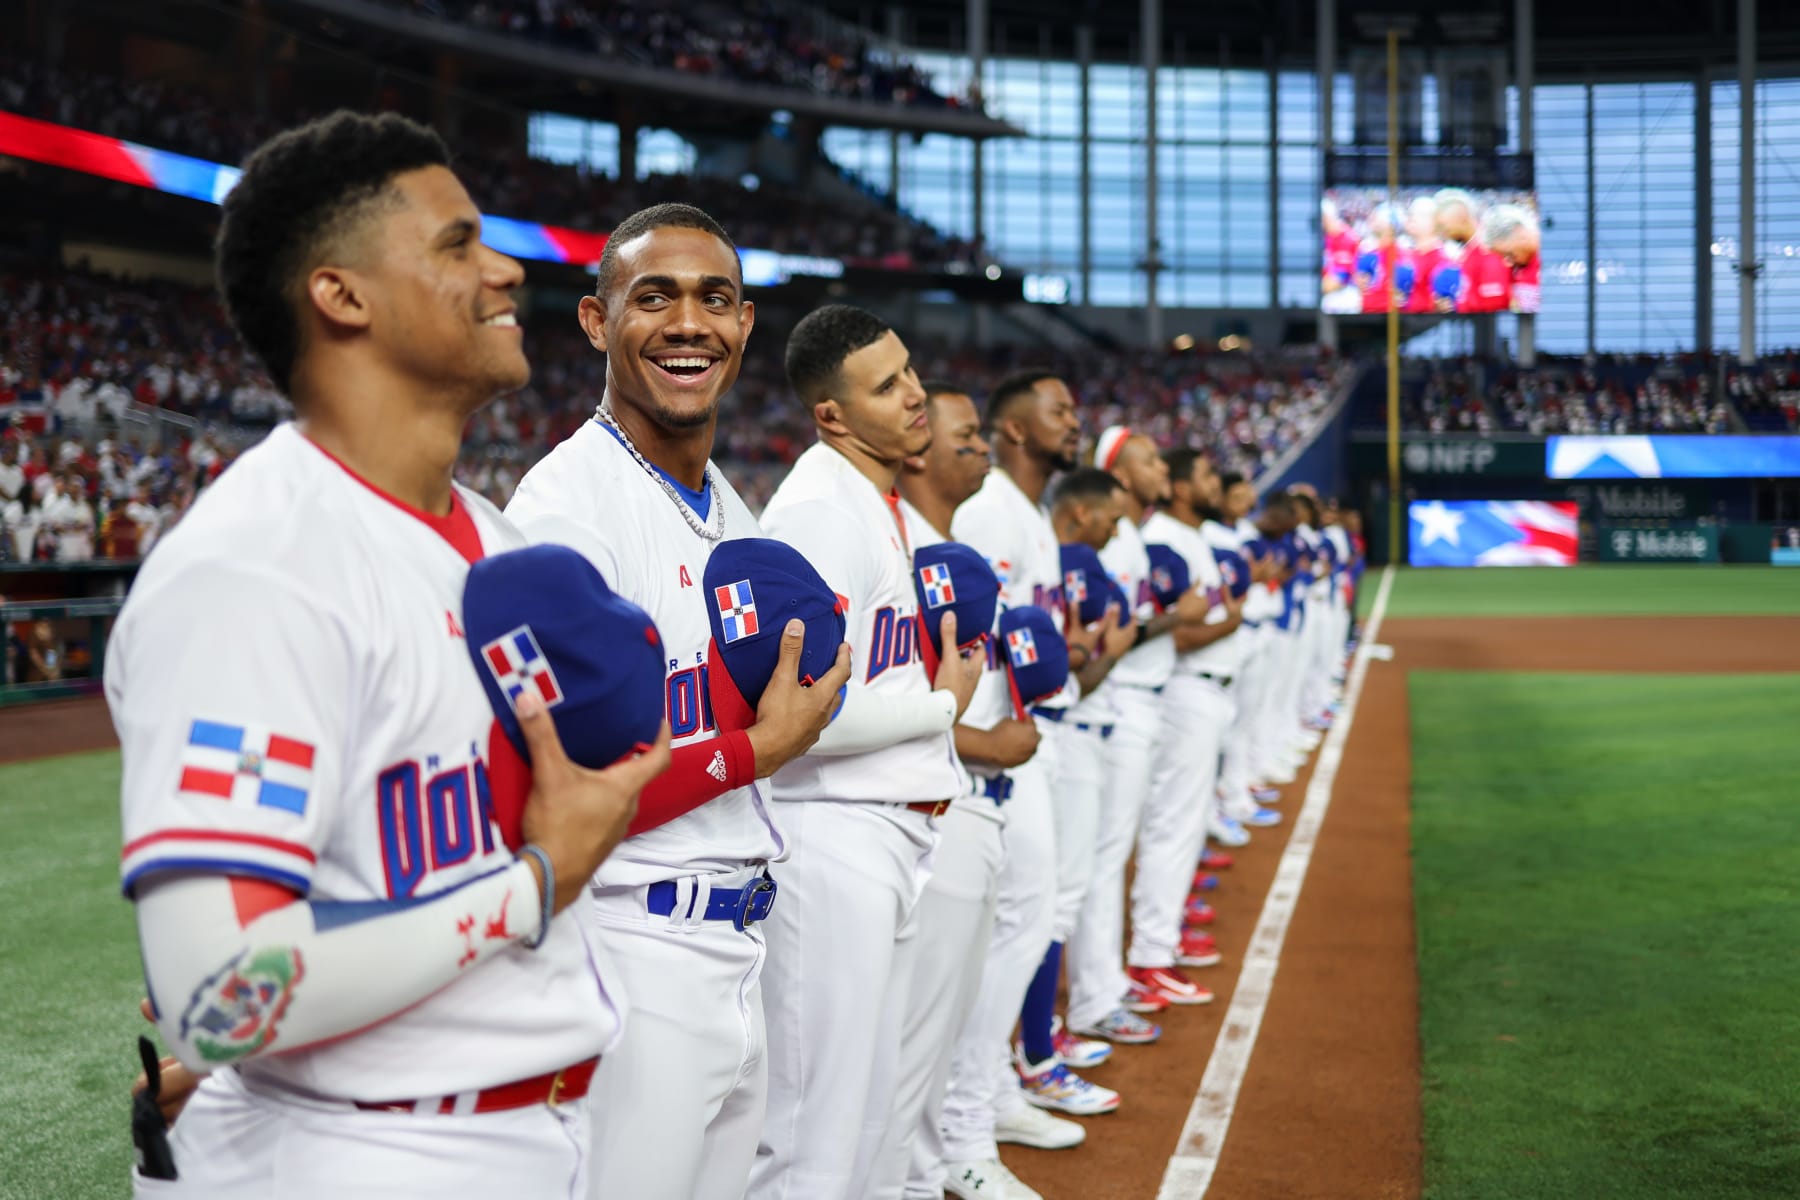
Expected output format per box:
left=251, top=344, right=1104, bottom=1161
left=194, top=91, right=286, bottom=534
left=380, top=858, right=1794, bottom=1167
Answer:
left=1177, top=930, right=1222, bottom=968
left=1126, top=965, right=1215, bottom=1006
left=1184, top=898, right=1217, bottom=926
left=1122, top=977, right=1173, bottom=1014
left=1199, top=850, right=1235, bottom=872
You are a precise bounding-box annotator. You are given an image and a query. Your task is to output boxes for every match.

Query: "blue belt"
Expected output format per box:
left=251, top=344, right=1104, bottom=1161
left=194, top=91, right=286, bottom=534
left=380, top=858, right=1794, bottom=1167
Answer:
left=1242, top=618, right=1261, bottom=629
left=646, top=875, right=778, bottom=931
left=982, top=774, right=1013, bottom=805
left=1030, top=706, right=1115, bottom=740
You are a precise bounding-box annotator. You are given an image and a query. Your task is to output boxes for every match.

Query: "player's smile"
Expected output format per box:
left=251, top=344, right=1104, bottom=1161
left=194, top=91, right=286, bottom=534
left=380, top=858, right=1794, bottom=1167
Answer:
left=647, top=350, right=722, bottom=390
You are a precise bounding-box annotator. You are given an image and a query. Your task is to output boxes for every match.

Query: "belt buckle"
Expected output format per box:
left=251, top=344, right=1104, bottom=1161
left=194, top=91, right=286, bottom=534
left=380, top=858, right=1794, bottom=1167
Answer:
left=546, top=1066, right=570, bottom=1109
left=734, top=876, right=778, bottom=932
left=930, top=799, right=952, bottom=819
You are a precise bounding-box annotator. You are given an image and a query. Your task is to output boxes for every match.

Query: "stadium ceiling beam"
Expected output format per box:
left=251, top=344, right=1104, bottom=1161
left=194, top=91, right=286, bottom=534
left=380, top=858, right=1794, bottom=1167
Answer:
left=265, top=0, right=1025, bottom=139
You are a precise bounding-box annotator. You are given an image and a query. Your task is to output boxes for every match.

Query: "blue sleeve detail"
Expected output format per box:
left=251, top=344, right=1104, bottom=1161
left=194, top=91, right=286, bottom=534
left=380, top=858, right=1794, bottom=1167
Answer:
left=310, top=864, right=513, bottom=931
left=121, top=858, right=312, bottom=900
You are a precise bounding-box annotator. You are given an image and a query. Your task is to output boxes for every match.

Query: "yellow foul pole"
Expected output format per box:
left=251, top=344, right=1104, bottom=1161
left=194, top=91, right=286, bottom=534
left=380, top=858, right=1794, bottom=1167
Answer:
left=1385, top=29, right=1402, bottom=563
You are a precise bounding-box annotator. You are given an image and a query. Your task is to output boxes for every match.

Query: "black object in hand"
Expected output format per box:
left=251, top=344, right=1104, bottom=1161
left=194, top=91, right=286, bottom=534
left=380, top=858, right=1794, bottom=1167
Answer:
left=131, top=1036, right=178, bottom=1181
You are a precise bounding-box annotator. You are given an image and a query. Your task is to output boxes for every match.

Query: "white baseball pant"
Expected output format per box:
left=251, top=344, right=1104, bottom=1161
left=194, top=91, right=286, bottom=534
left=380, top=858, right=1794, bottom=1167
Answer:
left=1066, top=683, right=1164, bottom=1032
left=937, top=744, right=1057, bottom=1167
left=134, top=1066, right=591, bottom=1199
left=749, top=801, right=936, bottom=1200
left=584, top=866, right=769, bottom=1200
left=1130, top=675, right=1234, bottom=968
left=1254, top=623, right=1306, bottom=778
left=1047, top=718, right=1110, bottom=942
left=865, top=799, right=1005, bottom=1200
left=1217, top=623, right=1270, bottom=806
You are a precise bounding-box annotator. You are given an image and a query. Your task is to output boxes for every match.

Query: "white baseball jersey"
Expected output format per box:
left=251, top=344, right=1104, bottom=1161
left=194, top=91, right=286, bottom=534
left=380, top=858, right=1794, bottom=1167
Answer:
left=109, top=424, right=621, bottom=1100
left=901, top=496, right=1008, bottom=827
left=951, top=467, right=1072, bottom=710
left=1144, top=511, right=1245, bottom=676
left=504, top=419, right=782, bottom=885
left=1097, top=514, right=1174, bottom=690
left=761, top=444, right=961, bottom=803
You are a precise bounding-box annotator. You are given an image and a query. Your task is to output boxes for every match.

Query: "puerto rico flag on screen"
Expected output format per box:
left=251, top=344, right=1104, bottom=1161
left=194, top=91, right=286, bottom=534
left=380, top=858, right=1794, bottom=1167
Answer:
left=178, top=719, right=316, bottom=815
left=920, top=563, right=956, bottom=608
left=481, top=625, right=564, bottom=708
left=1409, top=500, right=1579, bottom=567
left=715, top=580, right=760, bottom=642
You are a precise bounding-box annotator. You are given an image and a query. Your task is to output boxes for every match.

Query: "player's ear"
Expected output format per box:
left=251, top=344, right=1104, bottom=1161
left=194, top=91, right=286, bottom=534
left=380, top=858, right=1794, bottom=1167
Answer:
left=305, top=265, right=371, bottom=333
left=739, top=298, right=756, bottom=346
left=812, top=398, right=849, bottom=436
left=577, top=295, right=609, bottom=353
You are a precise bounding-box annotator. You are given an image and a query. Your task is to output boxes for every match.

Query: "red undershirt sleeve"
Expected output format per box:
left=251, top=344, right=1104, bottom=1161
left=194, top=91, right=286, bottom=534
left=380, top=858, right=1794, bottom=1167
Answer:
left=625, top=731, right=757, bottom=838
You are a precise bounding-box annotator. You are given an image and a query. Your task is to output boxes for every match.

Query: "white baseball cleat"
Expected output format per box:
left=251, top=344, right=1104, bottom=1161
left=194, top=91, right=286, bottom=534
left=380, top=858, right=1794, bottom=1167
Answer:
left=994, top=1103, right=1088, bottom=1150
left=944, top=1158, right=1045, bottom=1199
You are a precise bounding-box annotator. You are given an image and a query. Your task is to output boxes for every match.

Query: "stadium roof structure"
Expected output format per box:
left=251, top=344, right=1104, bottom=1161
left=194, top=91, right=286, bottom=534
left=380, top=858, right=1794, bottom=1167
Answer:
left=834, top=0, right=1799, bottom=77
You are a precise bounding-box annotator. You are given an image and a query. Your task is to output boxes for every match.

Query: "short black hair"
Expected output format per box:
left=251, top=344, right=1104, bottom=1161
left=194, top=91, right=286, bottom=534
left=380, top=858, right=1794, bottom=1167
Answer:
left=985, top=369, right=1060, bottom=429
left=1289, top=490, right=1321, bottom=523
left=1050, top=467, right=1123, bottom=511
left=784, top=305, right=891, bottom=407
left=921, top=378, right=968, bottom=402
left=1218, top=470, right=1247, bottom=491
left=594, top=202, right=739, bottom=303
left=216, top=110, right=450, bottom=394
left=1163, top=447, right=1203, bottom=487
left=1263, top=491, right=1298, bottom=515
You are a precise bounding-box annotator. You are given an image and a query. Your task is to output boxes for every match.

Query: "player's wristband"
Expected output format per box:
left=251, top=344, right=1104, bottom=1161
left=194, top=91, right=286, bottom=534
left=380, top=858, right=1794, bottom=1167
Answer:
left=517, top=844, right=554, bottom=950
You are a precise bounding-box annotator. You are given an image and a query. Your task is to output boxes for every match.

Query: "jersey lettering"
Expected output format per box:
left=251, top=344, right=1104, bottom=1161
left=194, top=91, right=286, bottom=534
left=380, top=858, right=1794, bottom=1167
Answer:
left=445, top=611, right=464, bottom=639
left=377, top=751, right=496, bottom=898
left=865, top=606, right=918, bottom=682
left=664, top=664, right=718, bottom=739
left=678, top=565, right=694, bottom=588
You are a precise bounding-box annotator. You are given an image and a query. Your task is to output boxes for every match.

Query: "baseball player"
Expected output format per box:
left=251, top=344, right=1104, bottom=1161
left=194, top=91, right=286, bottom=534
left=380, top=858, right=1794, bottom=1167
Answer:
left=1065, top=429, right=1214, bottom=1026
left=111, top=112, right=669, bottom=1197
left=503, top=204, right=852, bottom=1200
left=1246, top=492, right=1305, bottom=787
left=939, top=379, right=1131, bottom=1198
left=880, top=381, right=1043, bottom=1200
left=1208, top=472, right=1285, bottom=829
left=751, top=306, right=985, bottom=1200
left=1131, top=450, right=1245, bottom=996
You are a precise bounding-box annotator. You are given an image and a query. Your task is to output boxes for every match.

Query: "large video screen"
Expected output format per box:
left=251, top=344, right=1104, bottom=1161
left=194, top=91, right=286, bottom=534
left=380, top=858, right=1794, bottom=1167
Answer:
left=1321, top=187, right=1540, bottom=315
left=1409, top=500, right=1578, bottom=568
left=1546, top=435, right=1800, bottom=480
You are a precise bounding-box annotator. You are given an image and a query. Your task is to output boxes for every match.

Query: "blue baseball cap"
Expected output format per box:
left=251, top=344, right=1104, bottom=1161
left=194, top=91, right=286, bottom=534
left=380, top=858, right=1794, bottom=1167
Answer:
left=1145, top=544, right=1191, bottom=613
left=1213, top=546, right=1252, bottom=601
left=998, top=607, right=1070, bottom=718
left=1059, top=543, right=1111, bottom=627
left=913, top=542, right=999, bottom=678
left=463, top=543, right=667, bottom=849
left=704, top=538, right=847, bottom=733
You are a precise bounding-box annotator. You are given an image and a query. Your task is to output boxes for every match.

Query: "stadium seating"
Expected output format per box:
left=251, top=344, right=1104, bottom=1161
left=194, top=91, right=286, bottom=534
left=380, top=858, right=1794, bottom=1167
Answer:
left=1401, top=355, right=1744, bottom=434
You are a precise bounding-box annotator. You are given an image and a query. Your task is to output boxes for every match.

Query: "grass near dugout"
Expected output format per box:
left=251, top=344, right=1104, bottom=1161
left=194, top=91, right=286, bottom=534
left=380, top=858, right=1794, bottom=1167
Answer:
left=1410, top=670, right=1800, bottom=1199
left=1368, top=564, right=1800, bottom=619
left=1, top=750, right=137, bottom=1200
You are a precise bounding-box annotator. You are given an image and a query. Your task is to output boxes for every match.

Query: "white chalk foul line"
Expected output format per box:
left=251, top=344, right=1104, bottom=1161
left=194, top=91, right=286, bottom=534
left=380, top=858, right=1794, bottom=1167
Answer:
left=1156, top=564, right=1398, bottom=1200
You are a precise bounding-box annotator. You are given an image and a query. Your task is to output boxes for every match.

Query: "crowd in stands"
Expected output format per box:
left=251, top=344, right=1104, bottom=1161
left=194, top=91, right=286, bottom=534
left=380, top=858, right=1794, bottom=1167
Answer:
left=381, top=0, right=966, bottom=110
left=1726, top=357, right=1800, bottom=432
left=0, top=54, right=970, bottom=268
left=1405, top=356, right=1738, bottom=434
left=0, top=261, right=1344, bottom=559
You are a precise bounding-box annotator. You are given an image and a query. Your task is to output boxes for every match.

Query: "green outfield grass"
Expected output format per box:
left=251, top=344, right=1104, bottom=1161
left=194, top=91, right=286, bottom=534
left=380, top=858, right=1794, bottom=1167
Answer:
left=1411, top=670, right=1800, bottom=1200
left=1366, top=564, right=1800, bottom=618
left=0, top=751, right=138, bottom=1200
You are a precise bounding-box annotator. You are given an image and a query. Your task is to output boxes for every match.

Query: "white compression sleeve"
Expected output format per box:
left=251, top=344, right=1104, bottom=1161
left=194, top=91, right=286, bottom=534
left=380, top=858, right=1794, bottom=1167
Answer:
left=807, top=686, right=957, bottom=756
left=136, top=860, right=543, bottom=1074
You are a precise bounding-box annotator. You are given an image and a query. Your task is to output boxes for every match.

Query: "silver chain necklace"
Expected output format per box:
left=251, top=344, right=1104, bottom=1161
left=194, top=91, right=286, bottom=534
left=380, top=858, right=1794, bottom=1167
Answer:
left=594, top=404, right=725, bottom=541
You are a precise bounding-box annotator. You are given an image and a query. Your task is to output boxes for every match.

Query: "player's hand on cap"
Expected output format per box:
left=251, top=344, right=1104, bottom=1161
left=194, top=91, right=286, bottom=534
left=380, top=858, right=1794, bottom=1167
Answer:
left=984, top=718, right=1041, bottom=770
left=1064, top=608, right=1106, bottom=662
left=1099, top=602, right=1137, bottom=658
left=515, top=690, right=671, bottom=914
left=930, top=610, right=985, bottom=722
left=1173, top=585, right=1211, bottom=624
left=745, top=619, right=853, bottom=777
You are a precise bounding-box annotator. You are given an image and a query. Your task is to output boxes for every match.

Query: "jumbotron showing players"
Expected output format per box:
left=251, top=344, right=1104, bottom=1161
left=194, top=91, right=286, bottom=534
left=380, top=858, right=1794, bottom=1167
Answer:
left=1321, top=187, right=1542, bottom=316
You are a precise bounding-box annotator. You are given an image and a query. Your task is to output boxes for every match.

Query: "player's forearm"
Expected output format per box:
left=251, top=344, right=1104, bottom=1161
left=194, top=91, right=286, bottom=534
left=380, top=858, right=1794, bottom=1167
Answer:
left=626, top=732, right=755, bottom=837
left=1140, top=611, right=1180, bottom=640
left=136, top=862, right=545, bottom=1075
left=809, top=686, right=955, bottom=756
left=953, top=723, right=1007, bottom=767
left=1173, top=616, right=1240, bottom=653
left=1075, top=653, right=1118, bottom=692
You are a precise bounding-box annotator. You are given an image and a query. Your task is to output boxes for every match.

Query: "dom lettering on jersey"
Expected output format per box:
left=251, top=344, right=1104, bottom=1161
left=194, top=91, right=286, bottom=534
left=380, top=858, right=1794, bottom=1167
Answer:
left=460, top=543, right=667, bottom=855
left=911, top=541, right=1000, bottom=679
left=703, top=537, right=848, bottom=732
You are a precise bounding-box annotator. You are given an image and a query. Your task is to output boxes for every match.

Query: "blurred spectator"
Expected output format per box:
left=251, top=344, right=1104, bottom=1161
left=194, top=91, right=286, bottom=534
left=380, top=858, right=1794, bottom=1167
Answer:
left=24, top=619, right=63, bottom=683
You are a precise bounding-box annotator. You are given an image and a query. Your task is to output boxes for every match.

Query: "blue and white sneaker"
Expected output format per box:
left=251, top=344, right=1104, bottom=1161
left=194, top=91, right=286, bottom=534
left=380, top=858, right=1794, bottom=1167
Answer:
left=1050, top=1017, right=1114, bottom=1068
left=1243, top=806, right=1282, bottom=828
left=1211, top=807, right=1252, bottom=847
left=1015, top=1053, right=1122, bottom=1115
left=1068, top=1007, right=1162, bottom=1045
left=1250, top=784, right=1282, bottom=804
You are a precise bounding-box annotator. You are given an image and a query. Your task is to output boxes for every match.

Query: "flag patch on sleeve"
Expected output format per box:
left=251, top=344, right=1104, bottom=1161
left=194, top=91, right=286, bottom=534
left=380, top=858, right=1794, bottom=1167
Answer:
left=714, top=580, right=760, bottom=643
left=481, top=625, right=564, bottom=709
left=179, top=720, right=317, bottom=815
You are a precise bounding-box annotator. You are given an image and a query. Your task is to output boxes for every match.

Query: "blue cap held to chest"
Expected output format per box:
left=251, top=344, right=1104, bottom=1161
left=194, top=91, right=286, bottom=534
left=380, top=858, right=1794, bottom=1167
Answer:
left=1145, top=543, right=1191, bottom=613
left=998, top=606, right=1070, bottom=718
left=1213, top=546, right=1251, bottom=601
left=913, top=541, right=999, bottom=678
left=1059, top=542, right=1112, bottom=627
left=703, top=537, right=847, bottom=733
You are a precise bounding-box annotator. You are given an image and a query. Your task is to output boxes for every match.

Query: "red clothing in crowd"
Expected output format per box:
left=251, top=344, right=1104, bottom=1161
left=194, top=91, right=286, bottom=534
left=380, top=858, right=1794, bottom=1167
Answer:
left=1509, top=252, right=1542, bottom=313
left=1407, top=244, right=1447, bottom=313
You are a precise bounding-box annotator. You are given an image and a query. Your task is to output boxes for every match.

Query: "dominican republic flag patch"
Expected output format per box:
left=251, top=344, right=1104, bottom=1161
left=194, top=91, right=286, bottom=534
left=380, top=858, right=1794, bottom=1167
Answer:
left=1006, top=627, right=1039, bottom=667
left=179, top=720, right=316, bottom=815
left=1151, top=565, right=1175, bottom=594
left=482, top=626, right=564, bottom=708
left=715, top=580, right=759, bottom=643
left=919, top=563, right=956, bottom=608
left=1064, top=570, right=1087, bottom=605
